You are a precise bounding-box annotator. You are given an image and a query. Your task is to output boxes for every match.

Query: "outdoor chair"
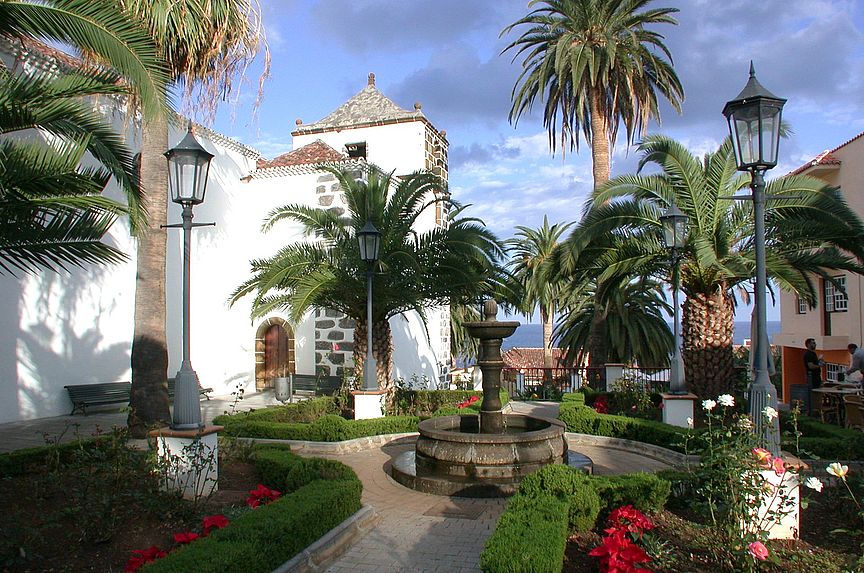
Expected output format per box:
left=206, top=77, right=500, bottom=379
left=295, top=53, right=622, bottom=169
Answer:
left=844, top=395, right=864, bottom=430
left=818, top=393, right=842, bottom=425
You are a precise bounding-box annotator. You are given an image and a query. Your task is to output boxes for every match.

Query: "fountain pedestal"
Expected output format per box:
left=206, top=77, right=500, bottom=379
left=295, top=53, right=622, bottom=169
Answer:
left=389, top=299, right=567, bottom=497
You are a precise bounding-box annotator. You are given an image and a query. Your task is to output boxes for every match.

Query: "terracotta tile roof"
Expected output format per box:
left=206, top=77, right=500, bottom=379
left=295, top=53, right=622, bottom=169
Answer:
left=256, top=139, right=346, bottom=169
left=502, top=348, right=567, bottom=369
left=292, top=73, right=424, bottom=135
left=790, top=149, right=843, bottom=175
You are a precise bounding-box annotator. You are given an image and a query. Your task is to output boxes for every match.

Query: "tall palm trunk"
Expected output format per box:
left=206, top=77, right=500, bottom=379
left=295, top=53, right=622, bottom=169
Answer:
left=353, top=318, right=394, bottom=394
left=682, top=290, right=735, bottom=399
left=585, top=88, right=611, bottom=381
left=128, top=115, right=170, bottom=436
left=541, top=305, right=554, bottom=368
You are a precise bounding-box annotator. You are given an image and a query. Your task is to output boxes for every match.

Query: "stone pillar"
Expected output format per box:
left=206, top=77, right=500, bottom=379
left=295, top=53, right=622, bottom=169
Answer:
left=478, top=335, right=505, bottom=434
left=150, top=425, right=222, bottom=500
left=353, top=389, right=386, bottom=419
left=605, top=363, right=625, bottom=392
left=661, top=392, right=698, bottom=428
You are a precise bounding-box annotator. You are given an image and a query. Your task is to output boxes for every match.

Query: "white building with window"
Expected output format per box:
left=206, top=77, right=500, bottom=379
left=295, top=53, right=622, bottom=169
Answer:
left=0, top=41, right=452, bottom=424
left=776, top=131, right=864, bottom=399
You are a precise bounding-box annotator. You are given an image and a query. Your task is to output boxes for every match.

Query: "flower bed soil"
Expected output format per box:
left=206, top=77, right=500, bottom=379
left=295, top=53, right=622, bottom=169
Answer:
left=0, top=455, right=261, bottom=572
left=563, top=501, right=861, bottom=573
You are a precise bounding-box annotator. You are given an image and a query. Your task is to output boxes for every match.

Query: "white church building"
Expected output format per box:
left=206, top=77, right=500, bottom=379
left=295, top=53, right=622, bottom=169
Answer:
left=0, top=45, right=452, bottom=424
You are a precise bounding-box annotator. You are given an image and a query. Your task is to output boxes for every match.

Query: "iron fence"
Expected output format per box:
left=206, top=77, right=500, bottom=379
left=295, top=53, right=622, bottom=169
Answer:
left=502, top=365, right=671, bottom=398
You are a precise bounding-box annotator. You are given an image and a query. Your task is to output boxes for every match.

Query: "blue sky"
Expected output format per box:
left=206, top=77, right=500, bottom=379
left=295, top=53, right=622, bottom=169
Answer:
left=208, top=0, right=864, bottom=321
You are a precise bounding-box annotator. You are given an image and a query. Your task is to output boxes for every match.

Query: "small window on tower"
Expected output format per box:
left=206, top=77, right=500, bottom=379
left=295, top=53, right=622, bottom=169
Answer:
left=345, top=142, right=367, bottom=159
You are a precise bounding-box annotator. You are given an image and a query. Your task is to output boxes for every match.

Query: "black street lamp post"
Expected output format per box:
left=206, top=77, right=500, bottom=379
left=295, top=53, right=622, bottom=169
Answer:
left=164, top=124, right=214, bottom=430
left=357, top=220, right=381, bottom=390
left=723, top=62, right=786, bottom=456
left=660, top=204, right=689, bottom=395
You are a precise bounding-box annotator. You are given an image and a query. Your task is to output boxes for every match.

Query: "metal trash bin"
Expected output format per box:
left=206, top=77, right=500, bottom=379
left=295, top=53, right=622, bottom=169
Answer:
left=789, top=384, right=810, bottom=415
left=275, top=376, right=292, bottom=403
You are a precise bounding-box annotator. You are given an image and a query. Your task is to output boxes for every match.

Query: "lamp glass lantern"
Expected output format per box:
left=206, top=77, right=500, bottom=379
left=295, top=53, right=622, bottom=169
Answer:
left=165, top=126, right=214, bottom=205
left=357, top=220, right=381, bottom=262
left=722, top=63, right=786, bottom=172
left=660, top=204, right=688, bottom=250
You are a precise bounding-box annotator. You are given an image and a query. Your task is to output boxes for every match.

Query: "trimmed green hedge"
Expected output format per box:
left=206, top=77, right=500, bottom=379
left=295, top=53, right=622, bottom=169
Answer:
left=143, top=443, right=362, bottom=573
left=780, top=413, right=864, bottom=460
left=0, top=434, right=126, bottom=477
left=142, top=478, right=361, bottom=573
left=558, top=400, right=688, bottom=453
left=213, top=396, right=339, bottom=426
left=217, top=414, right=420, bottom=441
left=480, top=493, right=569, bottom=573
left=392, top=389, right=509, bottom=416
left=481, top=464, right=671, bottom=573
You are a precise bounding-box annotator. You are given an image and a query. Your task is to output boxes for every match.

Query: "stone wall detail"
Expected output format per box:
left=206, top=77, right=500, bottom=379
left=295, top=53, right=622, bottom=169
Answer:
left=316, top=308, right=355, bottom=377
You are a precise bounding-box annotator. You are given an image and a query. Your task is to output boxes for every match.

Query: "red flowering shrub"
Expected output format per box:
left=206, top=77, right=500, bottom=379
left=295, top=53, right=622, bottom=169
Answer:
left=124, top=546, right=167, bottom=572
left=202, top=514, right=230, bottom=536
left=594, top=394, right=609, bottom=414
left=457, top=395, right=480, bottom=409
left=246, top=484, right=282, bottom=508
left=173, top=531, right=199, bottom=544
left=589, top=505, right=654, bottom=573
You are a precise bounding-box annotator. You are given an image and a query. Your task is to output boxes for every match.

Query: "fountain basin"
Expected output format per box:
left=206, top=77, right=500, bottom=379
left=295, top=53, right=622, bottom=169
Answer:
left=390, top=413, right=567, bottom=497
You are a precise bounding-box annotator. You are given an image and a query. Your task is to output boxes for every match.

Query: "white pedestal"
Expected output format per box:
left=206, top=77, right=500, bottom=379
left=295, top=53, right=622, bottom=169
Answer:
left=352, top=390, right=386, bottom=419
left=747, top=469, right=800, bottom=540
left=150, top=425, right=221, bottom=500
left=661, top=393, right=698, bottom=428
left=605, top=364, right=625, bottom=391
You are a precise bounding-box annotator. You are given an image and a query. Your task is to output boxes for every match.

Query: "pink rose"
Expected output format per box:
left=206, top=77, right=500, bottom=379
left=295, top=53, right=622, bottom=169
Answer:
left=748, top=541, right=769, bottom=561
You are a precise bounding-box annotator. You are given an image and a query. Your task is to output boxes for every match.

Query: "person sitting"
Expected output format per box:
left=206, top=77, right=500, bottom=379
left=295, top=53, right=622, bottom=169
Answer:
left=845, top=343, right=864, bottom=388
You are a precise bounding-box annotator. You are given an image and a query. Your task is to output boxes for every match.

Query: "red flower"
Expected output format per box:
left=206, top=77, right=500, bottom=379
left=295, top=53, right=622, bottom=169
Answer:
left=748, top=541, right=769, bottom=561
left=456, top=395, right=480, bottom=409
left=246, top=484, right=282, bottom=508
left=202, top=514, right=229, bottom=536
left=173, top=531, right=199, bottom=544
left=771, top=457, right=786, bottom=476
left=607, top=505, right=654, bottom=534
left=594, top=395, right=609, bottom=414
left=124, top=546, right=167, bottom=572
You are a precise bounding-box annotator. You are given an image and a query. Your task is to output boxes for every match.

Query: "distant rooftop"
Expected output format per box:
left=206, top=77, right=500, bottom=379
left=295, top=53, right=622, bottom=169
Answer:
left=292, top=72, right=428, bottom=135
left=502, top=348, right=567, bottom=369
left=790, top=130, right=864, bottom=175
left=256, top=139, right=345, bottom=169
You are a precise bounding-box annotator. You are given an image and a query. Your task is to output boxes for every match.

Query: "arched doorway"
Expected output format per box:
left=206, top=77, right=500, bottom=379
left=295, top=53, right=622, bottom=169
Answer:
left=254, top=319, right=295, bottom=390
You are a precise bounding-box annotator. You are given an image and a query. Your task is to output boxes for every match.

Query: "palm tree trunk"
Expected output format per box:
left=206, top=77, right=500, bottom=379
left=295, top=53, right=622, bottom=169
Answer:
left=128, top=115, right=170, bottom=437
left=585, top=88, right=612, bottom=385
left=541, top=305, right=553, bottom=369
left=352, top=318, right=393, bottom=394
left=682, top=290, right=735, bottom=399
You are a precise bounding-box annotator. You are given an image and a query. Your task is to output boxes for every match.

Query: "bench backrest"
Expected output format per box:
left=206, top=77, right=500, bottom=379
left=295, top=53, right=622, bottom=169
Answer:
left=65, top=382, right=131, bottom=401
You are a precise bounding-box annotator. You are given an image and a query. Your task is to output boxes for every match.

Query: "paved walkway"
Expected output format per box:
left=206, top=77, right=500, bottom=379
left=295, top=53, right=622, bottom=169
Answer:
left=0, top=398, right=676, bottom=572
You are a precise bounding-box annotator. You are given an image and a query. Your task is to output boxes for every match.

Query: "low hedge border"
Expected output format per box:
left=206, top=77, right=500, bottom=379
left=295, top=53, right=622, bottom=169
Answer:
left=216, top=412, right=421, bottom=441
left=559, top=399, right=689, bottom=453
left=481, top=464, right=671, bottom=573
left=142, top=443, right=362, bottom=573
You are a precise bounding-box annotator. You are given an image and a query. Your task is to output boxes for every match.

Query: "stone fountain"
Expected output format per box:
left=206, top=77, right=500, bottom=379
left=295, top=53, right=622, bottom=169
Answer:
left=390, top=299, right=567, bottom=496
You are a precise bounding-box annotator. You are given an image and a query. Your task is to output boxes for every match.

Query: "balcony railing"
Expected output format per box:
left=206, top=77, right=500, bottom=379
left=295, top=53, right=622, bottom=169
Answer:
left=502, top=365, right=671, bottom=398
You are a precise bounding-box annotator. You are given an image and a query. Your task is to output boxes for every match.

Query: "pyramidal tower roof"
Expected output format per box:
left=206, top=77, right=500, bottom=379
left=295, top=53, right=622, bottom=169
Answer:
left=292, top=73, right=426, bottom=135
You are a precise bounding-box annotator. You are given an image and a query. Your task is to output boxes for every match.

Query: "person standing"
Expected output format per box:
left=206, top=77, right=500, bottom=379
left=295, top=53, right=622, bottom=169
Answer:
left=803, top=338, right=824, bottom=389
left=845, top=344, right=864, bottom=384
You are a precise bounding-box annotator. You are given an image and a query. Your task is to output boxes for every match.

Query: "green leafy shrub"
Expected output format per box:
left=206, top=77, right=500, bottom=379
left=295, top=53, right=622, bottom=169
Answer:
left=213, top=396, right=338, bottom=427
left=283, top=458, right=358, bottom=493
left=591, top=472, right=671, bottom=514
left=561, top=392, right=585, bottom=405
left=143, top=478, right=362, bottom=573
left=558, top=400, right=688, bottom=452
left=517, top=464, right=599, bottom=532
left=480, top=493, right=569, bottom=573
left=217, top=416, right=420, bottom=441
left=251, top=444, right=300, bottom=489
left=780, top=413, right=864, bottom=460
left=389, top=389, right=508, bottom=416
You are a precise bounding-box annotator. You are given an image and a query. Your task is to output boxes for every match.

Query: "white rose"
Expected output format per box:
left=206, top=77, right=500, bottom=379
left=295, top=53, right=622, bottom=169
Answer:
left=686, top=417, right=694, bottom=429
left=702, top=399, right=717, bottom=411
left=763, top=406, right=778, bottom=421
left=827, top=462, right=849, bottom=479
left=718, top=394, right=735, bottom=407
left=804, top=477, right=824, bottom=492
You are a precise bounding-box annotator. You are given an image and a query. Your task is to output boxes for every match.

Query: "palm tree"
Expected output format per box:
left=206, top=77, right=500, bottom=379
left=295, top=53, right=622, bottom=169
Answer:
left=0, top=68, right=145, bottom=273
left=230, top=164, right=504, bottom=397
left=120, top=0, right=267, bottom=435
left=505, top=216, right=573, bottom=368
left=0, top=0, right=170, bottom=273
left=501, top=0, right=684, bottom=370
left=554, top=275, right=672, bottom=368
left=570, top=134, right=864, bottom=398
left=0, top=0, right=168, bottom=118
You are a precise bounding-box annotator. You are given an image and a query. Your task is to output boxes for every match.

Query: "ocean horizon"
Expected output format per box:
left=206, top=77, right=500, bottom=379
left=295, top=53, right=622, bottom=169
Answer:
left=502, top=321, right=781, bottom=350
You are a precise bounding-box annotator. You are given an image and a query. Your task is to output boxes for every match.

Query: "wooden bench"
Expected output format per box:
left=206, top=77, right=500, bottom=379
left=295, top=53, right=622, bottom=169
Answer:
left=65, top=382, right=131, bottom=415
left=167, top=378, right=213, bottom=400
left=66, top=379, right=213, bottom=415
left=290, top=374, right=319, bottom=395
